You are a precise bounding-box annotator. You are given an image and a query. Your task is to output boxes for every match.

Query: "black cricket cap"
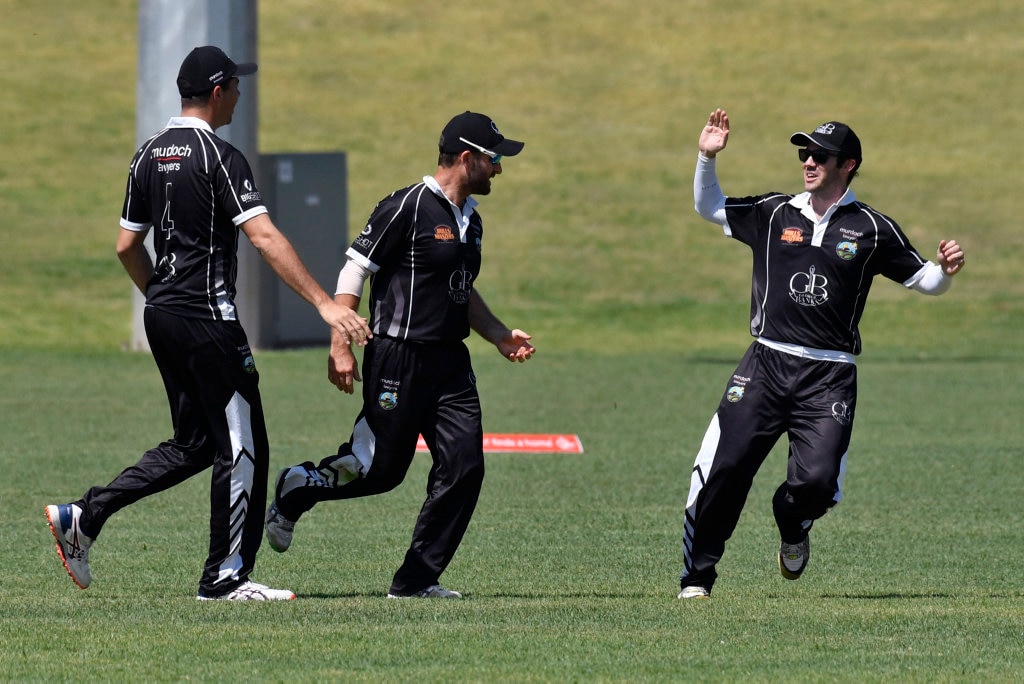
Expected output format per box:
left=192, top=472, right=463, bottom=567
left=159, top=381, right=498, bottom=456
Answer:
left=177, top=46, right=257, bottom=97
left=438, top=111, right=525, bottom=157
left=790, top=121, right=862, bottom=162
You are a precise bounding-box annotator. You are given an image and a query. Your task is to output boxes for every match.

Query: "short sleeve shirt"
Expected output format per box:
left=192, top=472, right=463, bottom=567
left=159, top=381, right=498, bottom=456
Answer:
left=723, top=190, right=928, bottom=354
left=120, top=117, right=267, bottom=320
left=345, top=179, right=483, bottom=342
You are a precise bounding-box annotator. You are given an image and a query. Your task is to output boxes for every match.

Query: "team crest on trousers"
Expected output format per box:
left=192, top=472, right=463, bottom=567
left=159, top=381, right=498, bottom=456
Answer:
left=832, top=401, right=852, bottom=426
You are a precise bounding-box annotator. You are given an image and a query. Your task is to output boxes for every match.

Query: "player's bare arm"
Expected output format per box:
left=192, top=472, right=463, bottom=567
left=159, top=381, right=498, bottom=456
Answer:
left=241, top=213, right=372, bottom=345
left=699, top=109, right=730, bottom=158
left=327, top=293, right=363, bottom=394
left=937, top=239, right=966, bottom=276
left=115, top=227, right=155, bottom=293
left=468, top=291, right=535, bottom=363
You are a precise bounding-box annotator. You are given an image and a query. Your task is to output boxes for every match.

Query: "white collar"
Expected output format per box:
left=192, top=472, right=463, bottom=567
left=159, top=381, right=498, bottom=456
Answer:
left=423, top=175, right=478, bottom=242
left=165, top=116, right=214, bottom=133
left=789, top=188, right=857, bottom=246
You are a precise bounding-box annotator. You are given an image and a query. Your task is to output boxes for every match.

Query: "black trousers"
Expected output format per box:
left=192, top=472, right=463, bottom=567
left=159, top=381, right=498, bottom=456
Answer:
left=279, top=336, right=485, bottom=595
left=77, top=307, right=268, bottom=596
left=680, top=342, right=856, bottom=591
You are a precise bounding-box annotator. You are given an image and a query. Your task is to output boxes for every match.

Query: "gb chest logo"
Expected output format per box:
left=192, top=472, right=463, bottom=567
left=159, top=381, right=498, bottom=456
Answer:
left=789, top=265, right=829, bottom=307
left=449, top=268, right=473, bottom=304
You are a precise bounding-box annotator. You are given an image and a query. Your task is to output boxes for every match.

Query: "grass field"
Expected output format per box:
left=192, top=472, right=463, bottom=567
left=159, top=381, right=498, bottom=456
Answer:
left=2, top=0, right=1023, bottom=681
left=2, top=348, right=1023, bottom=680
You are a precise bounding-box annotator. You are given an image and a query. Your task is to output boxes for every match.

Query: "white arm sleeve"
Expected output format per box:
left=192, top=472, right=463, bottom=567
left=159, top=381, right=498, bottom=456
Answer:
left=907, top=261, right=952, bottom=296
left=694, top=153, right=728, bottom=225
left=335, top=258, right=371, bottom=297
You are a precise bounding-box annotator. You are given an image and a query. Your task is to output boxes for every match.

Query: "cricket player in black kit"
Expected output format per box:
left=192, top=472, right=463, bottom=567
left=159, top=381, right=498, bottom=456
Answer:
left=45, top=46, right=371, bottom=601
left=266, top=112, right=536, bottom=599
left=677, top=109, right=966, bottom=599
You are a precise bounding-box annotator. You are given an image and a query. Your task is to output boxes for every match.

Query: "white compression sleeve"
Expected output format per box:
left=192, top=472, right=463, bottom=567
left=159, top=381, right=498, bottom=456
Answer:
left=335, top=258, right=371, bottom=296
left=694, top=153, right=728, bottom=224
left=908, top=261, right=952, bottom=296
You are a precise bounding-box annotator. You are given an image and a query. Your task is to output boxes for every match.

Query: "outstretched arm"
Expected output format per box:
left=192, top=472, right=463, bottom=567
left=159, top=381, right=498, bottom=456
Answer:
left=469, top=290, right=535, bottom=363
left=241, top=213, right=372, bottom=345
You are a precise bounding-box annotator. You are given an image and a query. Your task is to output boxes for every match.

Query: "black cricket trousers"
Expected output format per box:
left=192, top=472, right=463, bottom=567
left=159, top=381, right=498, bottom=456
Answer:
left=279, top=336, right=485, bottom=595
left=680, top=341, right=856, bottom=591
left=76, top=306, right=269, bottom=596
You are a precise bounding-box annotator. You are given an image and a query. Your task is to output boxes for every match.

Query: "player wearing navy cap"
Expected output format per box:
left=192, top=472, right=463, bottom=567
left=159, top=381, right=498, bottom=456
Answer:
left=45, top=46, right=371, bottom=601
left=677, top=109, right=965, bottom=599
left=266, top=112, right=535, bottom=599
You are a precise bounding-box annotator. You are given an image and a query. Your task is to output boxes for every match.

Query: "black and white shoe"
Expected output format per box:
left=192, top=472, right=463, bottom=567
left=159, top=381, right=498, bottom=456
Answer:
left=778, top=536, right=810, bottom=580
left=387, top=585, right=462, bottom=599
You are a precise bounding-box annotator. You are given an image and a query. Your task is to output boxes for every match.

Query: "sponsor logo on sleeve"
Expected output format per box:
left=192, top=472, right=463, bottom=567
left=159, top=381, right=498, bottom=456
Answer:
left=239, top=179, right=261, bottom=204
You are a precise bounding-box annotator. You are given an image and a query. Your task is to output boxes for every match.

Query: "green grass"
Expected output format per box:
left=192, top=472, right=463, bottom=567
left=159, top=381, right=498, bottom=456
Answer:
left=2, top=348, right=1023, bottom=680
left=2, top=0, right=1023, bottom=354
left=2, top=0, right=1024, bottom=680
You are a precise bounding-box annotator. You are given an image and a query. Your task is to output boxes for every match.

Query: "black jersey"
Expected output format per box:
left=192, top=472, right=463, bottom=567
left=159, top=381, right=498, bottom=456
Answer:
left=346, top=179, right=483, bottom=342
left=724, top=191, right=928, bottom=354
left=120, top=117, right=268, bottom=320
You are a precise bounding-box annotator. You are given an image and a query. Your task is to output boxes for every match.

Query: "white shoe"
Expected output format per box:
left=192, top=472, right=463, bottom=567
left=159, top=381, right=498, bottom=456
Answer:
left=677, top=585, right=710, bottom=599
left=387, top=584, right=462, bottom=599
left=197, top=580, right=296, bottom=601
left=45, top=504, right=93, bottom=589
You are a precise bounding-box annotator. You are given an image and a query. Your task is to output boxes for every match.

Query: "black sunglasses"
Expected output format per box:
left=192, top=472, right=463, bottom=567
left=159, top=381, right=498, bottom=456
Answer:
left=798, top=148, right=839, bottom=164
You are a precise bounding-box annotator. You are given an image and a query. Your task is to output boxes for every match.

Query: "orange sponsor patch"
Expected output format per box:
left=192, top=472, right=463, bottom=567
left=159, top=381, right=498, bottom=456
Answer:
left=781, top=228, right=804, bottom=243
left=434, top=225, right=455, bottom=241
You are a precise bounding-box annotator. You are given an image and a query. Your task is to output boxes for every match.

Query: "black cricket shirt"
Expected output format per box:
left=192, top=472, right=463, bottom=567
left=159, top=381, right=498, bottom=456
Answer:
left=346, top=178, right=483, bottom=342
left=724, top=190, right=929, bottom=355
left=120, top=117, right=268, bottom=321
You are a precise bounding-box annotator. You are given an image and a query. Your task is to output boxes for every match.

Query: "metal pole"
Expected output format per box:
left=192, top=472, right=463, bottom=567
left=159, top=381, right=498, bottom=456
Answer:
left=130, top=0, right=260, bottom=350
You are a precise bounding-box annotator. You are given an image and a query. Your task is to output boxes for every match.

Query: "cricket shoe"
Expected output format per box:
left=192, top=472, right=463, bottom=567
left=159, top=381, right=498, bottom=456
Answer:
left=386, top=585, right=462, bottom=599
left=264, top=500, right=296, bottom=553
left=197, top=580, right=296, bottom=601
left=778, top=535, right=810, bottom=580
left=677, top=585, right=710, bottom=599
left=45, top=503, right=93, bottom=589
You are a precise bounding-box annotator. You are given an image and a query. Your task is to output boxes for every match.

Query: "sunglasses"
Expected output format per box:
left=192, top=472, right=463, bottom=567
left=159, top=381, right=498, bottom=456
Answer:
left=798, top=148, right=839, bottom=164
left=459, top=137, right=503, bottom=165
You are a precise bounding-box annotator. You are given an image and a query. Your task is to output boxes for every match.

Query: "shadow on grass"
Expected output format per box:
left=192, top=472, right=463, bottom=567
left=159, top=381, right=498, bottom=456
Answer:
left=817, top=592, right=955, bottom=600
left=296, top=590, right=653, bottom=600
left=815, top=591, right=1023, bottom=599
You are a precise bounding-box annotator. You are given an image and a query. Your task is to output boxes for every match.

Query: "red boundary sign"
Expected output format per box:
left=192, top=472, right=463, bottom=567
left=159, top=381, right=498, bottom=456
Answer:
left=416, top=433, right=584, bottom=454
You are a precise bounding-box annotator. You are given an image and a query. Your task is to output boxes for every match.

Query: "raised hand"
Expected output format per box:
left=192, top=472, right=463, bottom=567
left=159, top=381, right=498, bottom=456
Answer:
left=699, top=109, right=730, bottom=158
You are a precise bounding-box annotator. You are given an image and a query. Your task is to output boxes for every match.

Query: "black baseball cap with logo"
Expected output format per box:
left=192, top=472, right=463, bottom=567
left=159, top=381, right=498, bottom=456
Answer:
left=790, top=121, right=862, bottom=162
left=177, top=46, right=258, bottom=98
left=438, top=111, right=525, bottom=157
